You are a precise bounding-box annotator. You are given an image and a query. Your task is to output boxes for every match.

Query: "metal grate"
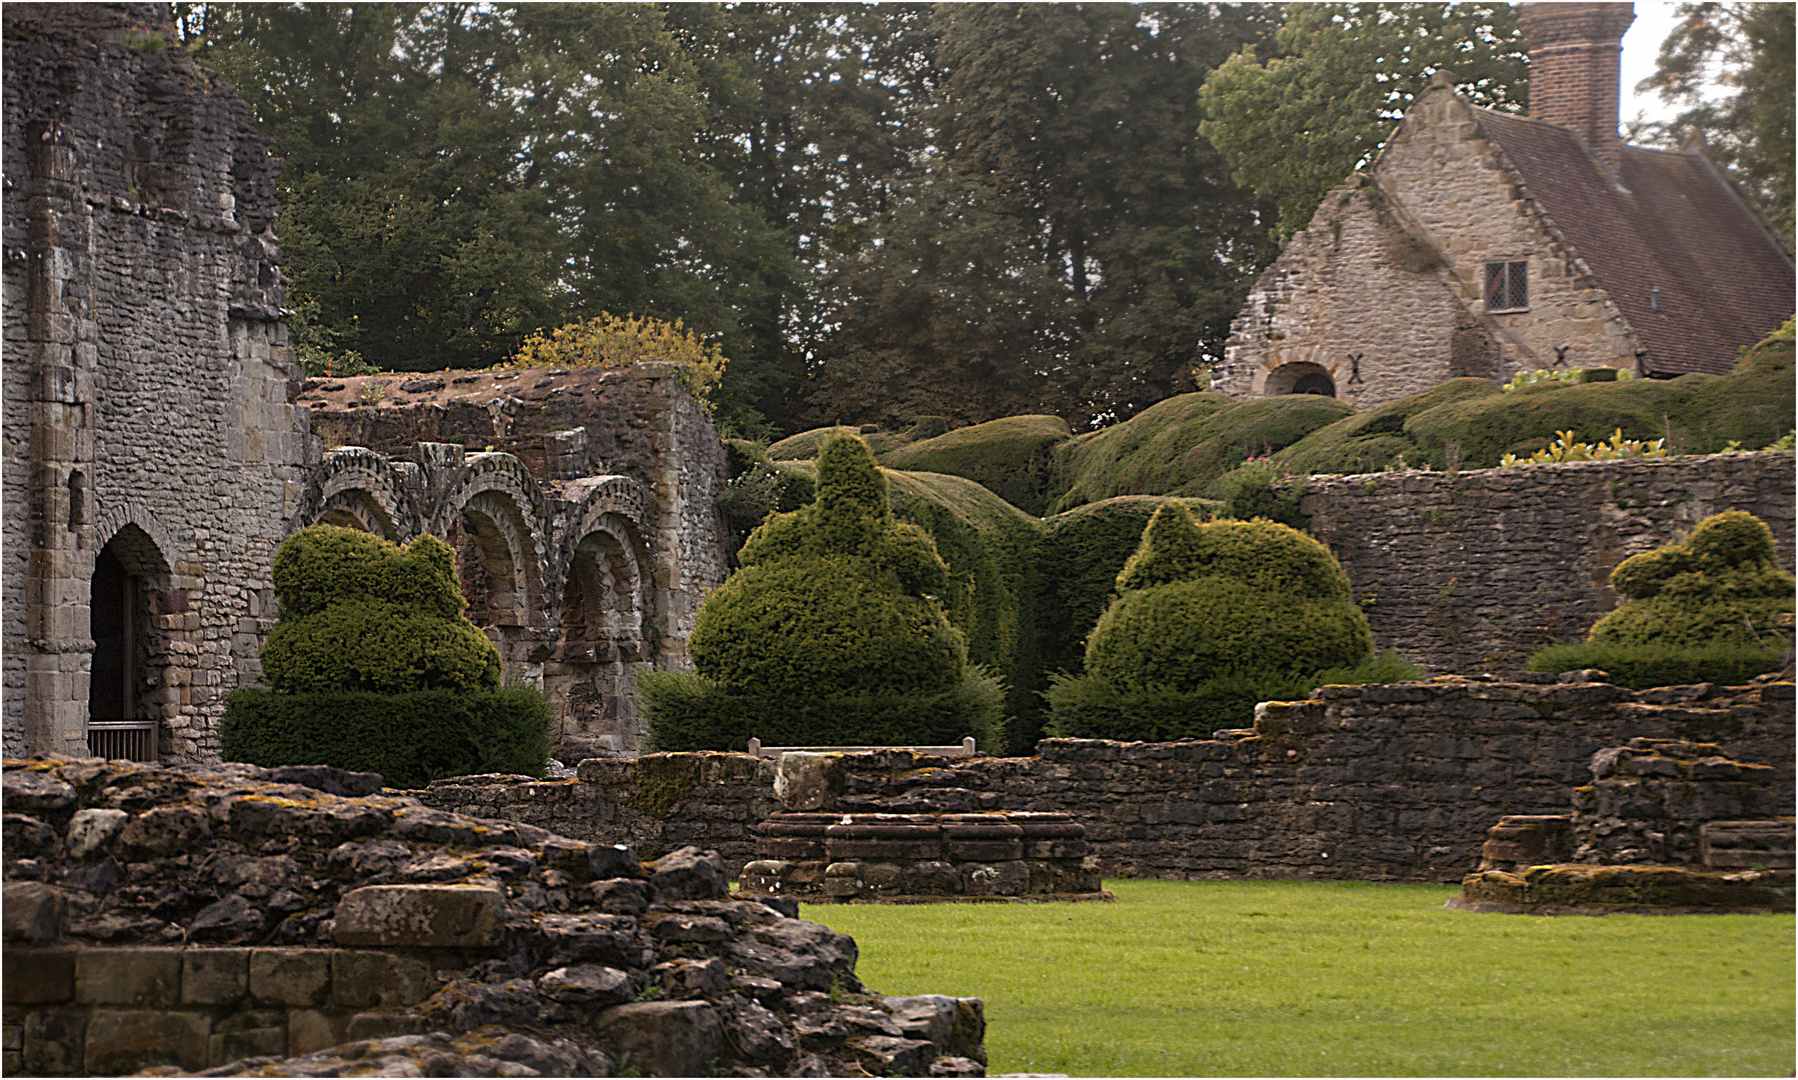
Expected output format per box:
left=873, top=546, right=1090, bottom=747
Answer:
left=87, top=720, right=158, bottom=762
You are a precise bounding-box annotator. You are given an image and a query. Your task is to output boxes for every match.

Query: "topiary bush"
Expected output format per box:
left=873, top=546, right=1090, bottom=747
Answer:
left=1527, top=511, right=1794, bottom=686
left=261, top=526, right=501, bottom=693
left=224, top=524, right=546, bottom=786
left=1047, top=505, right=1376, bottom=739
left=642, top=434, right=1005, bottom=751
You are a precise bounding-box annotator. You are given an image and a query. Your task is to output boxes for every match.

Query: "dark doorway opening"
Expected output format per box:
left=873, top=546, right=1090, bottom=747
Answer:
left=1292, top=373, right=1337, bottom=397
left=89, top=542, right=156, bottom=759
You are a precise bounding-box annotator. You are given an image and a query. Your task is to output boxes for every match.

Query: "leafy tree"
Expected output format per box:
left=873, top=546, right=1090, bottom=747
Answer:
left=1634, top=2, right=1795, bottom=238
left=1199, top=3, right=1528, bottom=242
left=812, top=3, right=1283, bottom=430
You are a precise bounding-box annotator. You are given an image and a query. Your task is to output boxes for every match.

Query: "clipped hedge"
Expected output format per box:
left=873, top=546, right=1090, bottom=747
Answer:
left=222, top=687, right=549, bottom=789
left=1048, top=506, right=1375, bottom=740
left=1044, top=651, right=1424, bottom=741
left=1588, top=510, right=1794, bottom=649
left=639, top=668, right=1005, bottom=752
left=879, top=414, right=1071, bottom=516
left=1524, top=642, right=1786, bottom=690
left=1046, top=392, right=1351, bottom=514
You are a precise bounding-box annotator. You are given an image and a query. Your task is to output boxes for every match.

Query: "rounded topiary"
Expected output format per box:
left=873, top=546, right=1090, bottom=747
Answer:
left=1589, top=510, right=1793, bottom=648
left=691, top=435, right=965, bottom=695
left=1084, top=506, right=1371, bottom=692
left=650, top=434, right=1003, bottom=749
left=261, top=525, right=502, bottom=693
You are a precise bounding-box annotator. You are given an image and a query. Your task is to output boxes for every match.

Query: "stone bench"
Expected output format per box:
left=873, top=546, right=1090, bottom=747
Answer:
left=745, top=737, right=977, bottom=759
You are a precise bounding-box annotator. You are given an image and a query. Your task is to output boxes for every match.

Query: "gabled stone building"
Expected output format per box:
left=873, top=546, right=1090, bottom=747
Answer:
left=1214, top=2, right=1795, bottom=407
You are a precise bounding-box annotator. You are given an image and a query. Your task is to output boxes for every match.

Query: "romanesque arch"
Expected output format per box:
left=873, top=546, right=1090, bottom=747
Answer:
left=1266, top=361, right=1337, bottom=398
left=297, top=448, right=420, bottom=541
left=432, top=453, right=549, bottom=635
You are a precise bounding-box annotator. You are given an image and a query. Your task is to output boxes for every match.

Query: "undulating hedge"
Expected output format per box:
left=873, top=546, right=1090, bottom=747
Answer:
left=880, top=414, right=1071, bottom=516
left=222, top=687, right=549, bottom=789
left=1524, top=642, right=1786, bottom=690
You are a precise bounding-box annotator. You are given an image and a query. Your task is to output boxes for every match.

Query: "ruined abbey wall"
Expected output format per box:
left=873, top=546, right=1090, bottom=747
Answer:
left=417, top=678, right=1795, bottom=884
left=2, top=6, right=730, bottom=764
left=2, top=4, right=314, bottom=761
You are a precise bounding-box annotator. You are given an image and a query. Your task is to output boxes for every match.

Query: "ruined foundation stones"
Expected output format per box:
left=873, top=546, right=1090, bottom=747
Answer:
left=1453, top=738, right=1794, bottom=914
left=1, top=757, right=989, bottom=1077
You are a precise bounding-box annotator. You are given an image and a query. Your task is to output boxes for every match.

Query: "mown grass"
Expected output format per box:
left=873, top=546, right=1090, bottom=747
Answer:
left=804, top=879, right=1795, bottom=1077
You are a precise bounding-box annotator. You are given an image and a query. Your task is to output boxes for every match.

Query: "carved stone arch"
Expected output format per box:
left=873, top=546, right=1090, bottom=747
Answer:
left=89, top=516, right=180, bottom=758
left=431, top=453, right=550, bottom=632
left=296, top=449, right=419, bottom=541
left=559, top=512, right=651, bottom=662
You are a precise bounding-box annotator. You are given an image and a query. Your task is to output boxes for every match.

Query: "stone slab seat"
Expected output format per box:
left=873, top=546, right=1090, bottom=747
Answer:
left=747, top=737, right=977, bottom=758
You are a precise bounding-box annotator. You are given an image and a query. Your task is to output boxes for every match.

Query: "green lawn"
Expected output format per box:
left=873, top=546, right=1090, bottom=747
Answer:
left=802, top=879, right=1795, bottom=1077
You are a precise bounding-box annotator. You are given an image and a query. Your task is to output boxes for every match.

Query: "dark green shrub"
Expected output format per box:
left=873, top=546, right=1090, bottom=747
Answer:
left=222, top=688, right=548, bottom=789
left=1525, top=641, right=1786, bottom=690
left=639, top=668, right=1005, bottom=752
left=1048, top=505, right=1373, bottom=739
left=879, top=414, right=1071, bottom=516
left=1046, top=392, right=1350, bottom=514
left=1207, top=459, right=1309, bottom=530
left=262, top=525, right=500, bottom=693
left=1045, top=651, right=1423, bottom=740
left=1589, top=511, right=1794, bottom=649
left=645, top=435, right=1004, bottom=750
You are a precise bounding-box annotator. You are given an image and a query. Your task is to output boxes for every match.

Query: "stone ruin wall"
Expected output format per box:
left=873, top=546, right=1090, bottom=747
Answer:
left=417, top=678, right=1795, bottom=884
left=300, top=364, right=732, bottom=757
left=1, top=4, right=315, bottom=762
left=1301, top=451, right=1796, bottom=674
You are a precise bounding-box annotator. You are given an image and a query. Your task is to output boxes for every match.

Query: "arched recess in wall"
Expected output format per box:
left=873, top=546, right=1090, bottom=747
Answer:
left=559, top=513, right=652, bottom=664
left=1266, top=362, right=1337, bottom=397
left=435, top=456, right=548, bottom=635
left=297, top=449, right=417, bottom=541
left=89, top=522, right=172, bottom=761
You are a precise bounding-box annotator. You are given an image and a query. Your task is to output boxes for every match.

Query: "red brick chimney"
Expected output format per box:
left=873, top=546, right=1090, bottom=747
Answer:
left=1518, top=2, right=1636, bottom=177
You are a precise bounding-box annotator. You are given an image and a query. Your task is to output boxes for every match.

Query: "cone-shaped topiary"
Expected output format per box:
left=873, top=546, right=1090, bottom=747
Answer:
left=1085, top=506, right=1370, bottom=693
left=1589, top=510, right=1794, bottom=648
left=645, top=434, right=1003, bottom=750
left=261, top=525, right=502, bottom=693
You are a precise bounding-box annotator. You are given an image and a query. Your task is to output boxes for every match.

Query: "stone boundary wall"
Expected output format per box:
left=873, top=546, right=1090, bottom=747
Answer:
left=2, top=943, right=445, bottom=1075
left=423, top=753, right=781, bottom=877
left=420, top=679, right=1794, bottom=884
left=1300, top=452, right=1796, bottom=673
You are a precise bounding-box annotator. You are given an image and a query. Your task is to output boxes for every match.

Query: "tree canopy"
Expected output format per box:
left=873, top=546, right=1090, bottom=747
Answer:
left=1197, top=3, right=1527, bottom=242
left=1633, top=2, right=1795, bottom=239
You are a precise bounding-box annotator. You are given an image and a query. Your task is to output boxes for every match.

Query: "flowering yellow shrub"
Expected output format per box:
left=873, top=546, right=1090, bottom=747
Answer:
left=505, top=312, right=726, bottom=406
left=1499, top=428, right=1669, bottom=467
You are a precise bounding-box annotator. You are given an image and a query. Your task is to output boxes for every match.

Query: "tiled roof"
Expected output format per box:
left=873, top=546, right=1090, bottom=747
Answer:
left=1472, top=107, right=1794, bottom=375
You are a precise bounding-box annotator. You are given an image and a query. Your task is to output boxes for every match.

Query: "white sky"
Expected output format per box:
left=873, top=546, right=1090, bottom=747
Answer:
left=1619, top=2, right=1708, bottom=127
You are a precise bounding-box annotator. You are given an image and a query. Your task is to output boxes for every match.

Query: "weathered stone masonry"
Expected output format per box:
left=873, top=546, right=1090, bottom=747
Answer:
left=419, top=678, right=1795, bottom=885
left=2, top=6, right=730, bottom=763
left=1300, top=452, right=1795, bottom=674
left=2, top=4, right=313, bottom=762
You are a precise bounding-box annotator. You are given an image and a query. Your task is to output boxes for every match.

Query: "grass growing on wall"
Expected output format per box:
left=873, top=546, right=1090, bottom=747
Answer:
left=809, top=879, right=1795, bottom=1078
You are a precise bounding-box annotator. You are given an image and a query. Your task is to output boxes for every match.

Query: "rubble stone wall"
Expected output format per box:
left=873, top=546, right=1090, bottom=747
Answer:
left=420, top=680, right=1794, bottom=883
left=1301, top=451, right=1797, bottom=673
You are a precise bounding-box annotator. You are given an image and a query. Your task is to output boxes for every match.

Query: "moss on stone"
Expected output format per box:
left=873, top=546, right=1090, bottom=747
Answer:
left=626, top=754, right=703, bottom=819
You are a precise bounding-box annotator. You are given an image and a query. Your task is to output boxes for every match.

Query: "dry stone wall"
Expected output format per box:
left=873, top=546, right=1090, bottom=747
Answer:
left=1300, top=451, right=1796, bottom=673
left=419, top=678, right=1793, bottom=885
